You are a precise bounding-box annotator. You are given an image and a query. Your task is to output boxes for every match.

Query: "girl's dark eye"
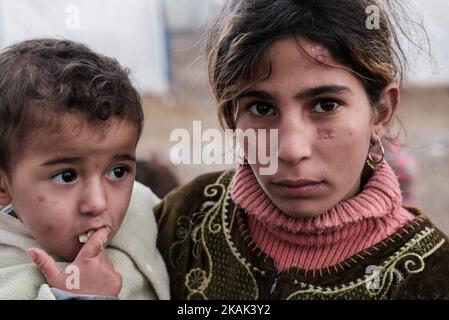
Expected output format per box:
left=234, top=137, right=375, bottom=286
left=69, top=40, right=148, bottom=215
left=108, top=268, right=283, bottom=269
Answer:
left=107, top=166, right=128, bottom=180
left=53, top=170, right=77, bottom=184
left=312, top=100, right=340, bottom=113
left=248, top=103, right=276, bottom=116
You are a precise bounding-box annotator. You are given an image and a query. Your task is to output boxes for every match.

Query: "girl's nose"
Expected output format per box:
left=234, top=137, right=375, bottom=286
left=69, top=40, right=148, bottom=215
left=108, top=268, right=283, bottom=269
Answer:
left=277, top=117, right=312, bottom=166
left=79, top=178, right=108, bottom=216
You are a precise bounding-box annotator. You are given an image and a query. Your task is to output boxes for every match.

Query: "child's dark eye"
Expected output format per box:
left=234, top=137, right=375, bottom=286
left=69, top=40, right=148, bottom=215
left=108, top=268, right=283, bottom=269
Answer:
left=53, top=169, right=78, bottom=184
left=312, top=100, right=341, bottom=113
left=107, top=166, right=128, bottom=180
left=247, top=103, right=276, bottom=117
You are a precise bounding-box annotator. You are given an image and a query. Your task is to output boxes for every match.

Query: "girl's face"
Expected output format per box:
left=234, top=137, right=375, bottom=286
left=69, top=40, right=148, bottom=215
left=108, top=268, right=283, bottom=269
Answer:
left=236, top=37, right=392, bottom=218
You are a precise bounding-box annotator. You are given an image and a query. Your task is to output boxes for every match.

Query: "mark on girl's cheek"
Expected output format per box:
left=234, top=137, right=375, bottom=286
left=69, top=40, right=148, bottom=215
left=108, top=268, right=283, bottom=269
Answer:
left=37, top=195, right=45, bottom=203
left=318, top=128, right=336, bottom=140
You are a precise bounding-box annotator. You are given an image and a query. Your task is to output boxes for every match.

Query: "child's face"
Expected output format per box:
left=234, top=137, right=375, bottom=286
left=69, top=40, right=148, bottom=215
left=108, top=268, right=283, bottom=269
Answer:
left=236, top=37, right=390, bottom=218
left=1, top=115, right=138, bottom=260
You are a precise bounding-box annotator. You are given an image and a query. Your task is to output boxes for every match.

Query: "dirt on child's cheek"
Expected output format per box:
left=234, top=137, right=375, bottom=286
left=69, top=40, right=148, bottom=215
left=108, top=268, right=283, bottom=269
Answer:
left=24, top=219, right=57, bottom=244
left=43, top=223, right=55, bottom=234
left=38, top=222, right=57, bottom=238
left=31, top=218, right=55, bottom=234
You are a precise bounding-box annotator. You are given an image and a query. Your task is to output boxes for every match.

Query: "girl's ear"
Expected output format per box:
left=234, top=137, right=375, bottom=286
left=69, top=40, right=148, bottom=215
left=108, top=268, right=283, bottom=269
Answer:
left=372, top=83, right=400, bottom=139
left=0, top=171, right=12, bottom=206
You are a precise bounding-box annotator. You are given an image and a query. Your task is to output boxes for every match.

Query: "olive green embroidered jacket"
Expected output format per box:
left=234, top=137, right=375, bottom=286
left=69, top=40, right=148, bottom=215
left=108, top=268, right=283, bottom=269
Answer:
left=155, top=171, right=449, bottom=300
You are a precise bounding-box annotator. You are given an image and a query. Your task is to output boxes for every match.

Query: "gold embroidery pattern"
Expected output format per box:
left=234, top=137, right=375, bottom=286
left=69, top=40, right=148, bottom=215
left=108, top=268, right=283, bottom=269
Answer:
left=176, top=172, right=259, bottom=299
left=287, top=228, right=445, bottom=300
left=169, top=215, right=192, bottom=270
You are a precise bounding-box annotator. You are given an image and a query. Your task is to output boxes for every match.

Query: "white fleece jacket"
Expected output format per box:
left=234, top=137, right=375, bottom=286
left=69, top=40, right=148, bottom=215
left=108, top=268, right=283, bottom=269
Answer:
left=0, top=181, right=170, bottom=300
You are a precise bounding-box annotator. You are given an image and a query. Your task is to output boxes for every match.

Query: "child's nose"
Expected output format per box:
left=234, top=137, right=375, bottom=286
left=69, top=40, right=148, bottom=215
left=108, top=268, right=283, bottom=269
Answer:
left=79, top=179, right=108, bottom=216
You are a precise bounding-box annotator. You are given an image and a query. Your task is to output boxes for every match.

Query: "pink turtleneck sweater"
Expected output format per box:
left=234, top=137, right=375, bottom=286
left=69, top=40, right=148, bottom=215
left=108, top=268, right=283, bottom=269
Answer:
left=230, top=163, right=416, bottom=271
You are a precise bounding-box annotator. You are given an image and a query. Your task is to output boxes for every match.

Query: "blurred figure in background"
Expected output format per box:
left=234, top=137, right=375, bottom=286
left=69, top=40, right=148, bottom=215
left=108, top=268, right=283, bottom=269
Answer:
left=386, top=144, right=418, bottom=206
left=136, top=153, right=180, bottom=198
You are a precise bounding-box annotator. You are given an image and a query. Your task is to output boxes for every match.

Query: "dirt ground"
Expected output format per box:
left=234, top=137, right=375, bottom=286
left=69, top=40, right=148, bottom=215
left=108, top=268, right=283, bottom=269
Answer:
left=137, top=33, right=449, bottom=234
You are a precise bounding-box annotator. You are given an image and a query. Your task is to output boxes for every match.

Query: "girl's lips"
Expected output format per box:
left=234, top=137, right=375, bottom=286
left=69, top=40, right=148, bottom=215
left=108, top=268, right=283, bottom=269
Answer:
left=272, top=179, right=324, bottom=197
left=273, top=179, right=321, bottom=187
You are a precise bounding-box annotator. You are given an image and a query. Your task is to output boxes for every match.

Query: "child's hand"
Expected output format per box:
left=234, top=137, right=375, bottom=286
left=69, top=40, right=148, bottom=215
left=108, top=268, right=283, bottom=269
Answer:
left=27, top=227, right=122, bottom=297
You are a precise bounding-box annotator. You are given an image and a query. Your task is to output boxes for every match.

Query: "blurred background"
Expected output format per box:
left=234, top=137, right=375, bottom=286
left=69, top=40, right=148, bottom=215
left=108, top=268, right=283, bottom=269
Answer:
left=1, top=0, right=448, bottom=233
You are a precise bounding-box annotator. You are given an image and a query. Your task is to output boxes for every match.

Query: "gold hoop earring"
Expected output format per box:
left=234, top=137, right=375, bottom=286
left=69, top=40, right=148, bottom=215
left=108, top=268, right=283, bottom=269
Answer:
left=366, top=134, right=385, bottom=171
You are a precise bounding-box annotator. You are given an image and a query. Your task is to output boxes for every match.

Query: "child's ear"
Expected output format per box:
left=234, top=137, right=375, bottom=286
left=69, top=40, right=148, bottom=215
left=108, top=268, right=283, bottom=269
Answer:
left=0, top=170, right=12, bottom=206
left=371, top=83, right=400, bottom=139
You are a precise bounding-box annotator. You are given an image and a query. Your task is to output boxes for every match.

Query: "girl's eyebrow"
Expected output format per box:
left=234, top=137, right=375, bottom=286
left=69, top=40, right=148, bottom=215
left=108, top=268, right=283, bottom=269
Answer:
left=237, top=90, right=275, bottom=101
left=237, top=85, right=352, bottom=101
left=294, top=85, right=352, bottom=100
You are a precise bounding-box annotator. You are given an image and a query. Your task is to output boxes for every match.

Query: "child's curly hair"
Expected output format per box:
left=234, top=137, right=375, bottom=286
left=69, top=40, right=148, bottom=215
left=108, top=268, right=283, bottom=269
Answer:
left=0, top=38, right=143, bottom=175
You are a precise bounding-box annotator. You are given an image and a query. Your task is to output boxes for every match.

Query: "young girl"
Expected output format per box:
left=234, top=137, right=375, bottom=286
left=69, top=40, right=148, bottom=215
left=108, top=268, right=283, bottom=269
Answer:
left=156, top=0, right=449, bottom=299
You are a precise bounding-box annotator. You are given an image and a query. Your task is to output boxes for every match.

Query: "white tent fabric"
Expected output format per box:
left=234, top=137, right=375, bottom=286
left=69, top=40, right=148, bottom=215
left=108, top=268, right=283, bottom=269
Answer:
left=165, top=0, right=220, bottom=32
left=0, top=0, right=170, bottom=95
